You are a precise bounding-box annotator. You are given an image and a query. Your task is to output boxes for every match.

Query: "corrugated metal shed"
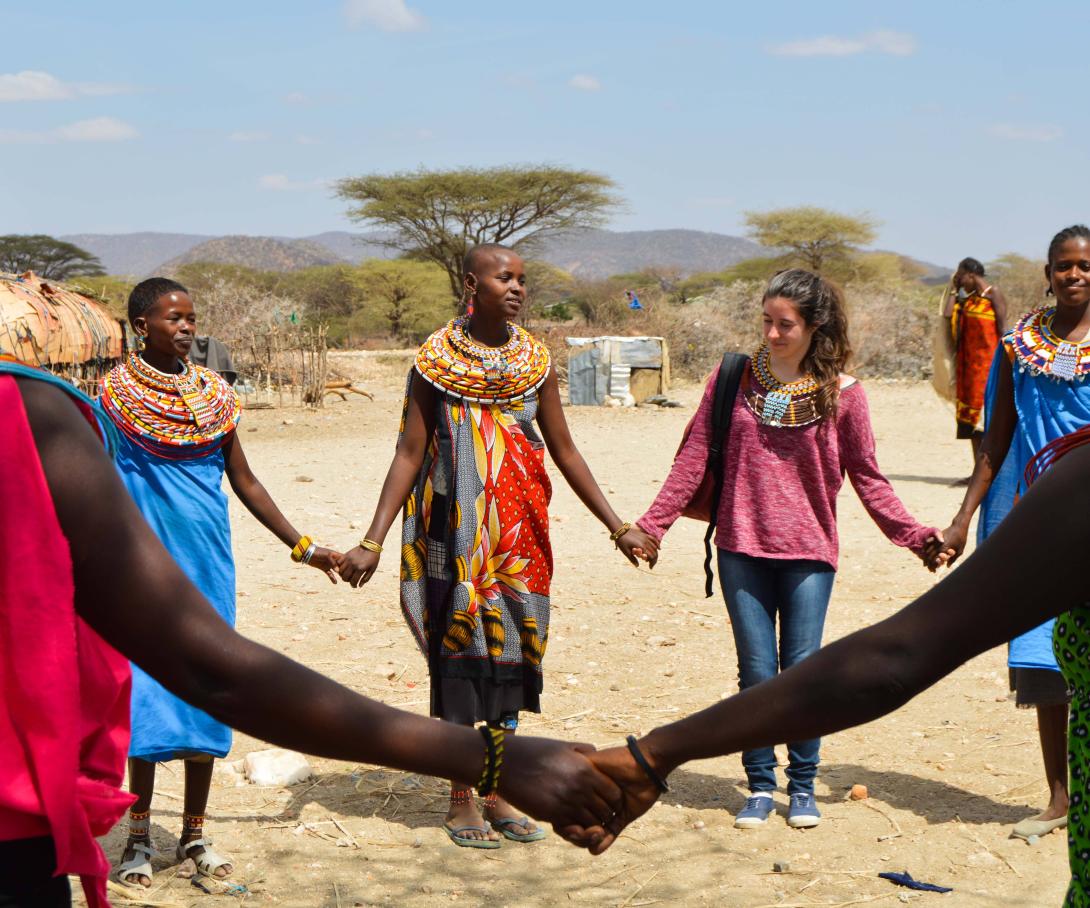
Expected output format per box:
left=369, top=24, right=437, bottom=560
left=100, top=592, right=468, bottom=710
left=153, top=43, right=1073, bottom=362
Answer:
left=567, top=336, right=669, bottom=406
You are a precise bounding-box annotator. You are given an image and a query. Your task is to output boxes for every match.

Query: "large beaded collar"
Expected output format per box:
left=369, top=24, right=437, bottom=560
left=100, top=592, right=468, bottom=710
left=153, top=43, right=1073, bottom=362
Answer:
left=1009, top=307, right=1090, bottom=382
left=414, top=318, right=551, bottom=404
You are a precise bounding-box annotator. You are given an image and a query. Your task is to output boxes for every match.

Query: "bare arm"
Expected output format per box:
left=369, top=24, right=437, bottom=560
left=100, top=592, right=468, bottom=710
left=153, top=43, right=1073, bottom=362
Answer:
left=19, top=377, right=620, bottom=837
left=940, top=284, right=957, bottom=319
left=535, top=367, right=656, bottom=565
left=990, top=287, right=1008, bottom=338
left=588, top=440, right=1090, bottom=849
left=223, top=432, right=340, bottom=580
left=338, top=374, right=438, bottom=587
left=941, top=352, right=1017, bottom=562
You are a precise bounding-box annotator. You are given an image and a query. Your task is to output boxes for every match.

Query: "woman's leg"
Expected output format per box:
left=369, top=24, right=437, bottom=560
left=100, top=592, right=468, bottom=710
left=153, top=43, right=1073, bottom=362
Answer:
left=1037, top=701, right=1070, bottom=822
left=718, top=550, right=781, bottom=794
left=117, top=757, right=156, bottom=887
left=180, top=756, right=233, bottom=878
left=776, top=562, right=836, bottom=797
left=445, top=723, right=500, bottom=843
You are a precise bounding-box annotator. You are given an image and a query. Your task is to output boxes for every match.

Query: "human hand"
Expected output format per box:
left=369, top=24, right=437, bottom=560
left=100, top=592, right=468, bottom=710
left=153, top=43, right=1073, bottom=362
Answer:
left=617, top=527, right=659, bottom=568
left=580, top=741, right=665, bottom=854
left=337, top=546, right=381, bottom=588
left=499, top=736, right=623, bottom=850
left=935, top=522, right=968, bottom=567
left=306, top=546, right=343, bottom=583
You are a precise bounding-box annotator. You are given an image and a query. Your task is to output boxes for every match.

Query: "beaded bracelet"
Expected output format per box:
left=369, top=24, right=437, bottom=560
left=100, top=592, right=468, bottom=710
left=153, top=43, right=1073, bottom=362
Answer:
left=358, top=538, right=383, bottom=554
left=291, top=535, right=314, bottom=563
left=626, top=735, right=670, bottom=793
left=609, top=522, right=632, bottom=544
left=476, top=725, right=506, bottom=797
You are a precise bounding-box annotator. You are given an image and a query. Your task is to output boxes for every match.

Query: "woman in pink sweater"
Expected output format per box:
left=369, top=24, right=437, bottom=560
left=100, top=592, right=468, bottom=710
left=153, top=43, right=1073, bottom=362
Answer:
left=638, top=269, right=939, bottom=830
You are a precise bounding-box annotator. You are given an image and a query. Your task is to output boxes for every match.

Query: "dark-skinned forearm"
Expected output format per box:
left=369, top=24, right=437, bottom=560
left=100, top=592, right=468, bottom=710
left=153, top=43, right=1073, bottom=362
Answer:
left=642, top=445, right=1090, bottom=775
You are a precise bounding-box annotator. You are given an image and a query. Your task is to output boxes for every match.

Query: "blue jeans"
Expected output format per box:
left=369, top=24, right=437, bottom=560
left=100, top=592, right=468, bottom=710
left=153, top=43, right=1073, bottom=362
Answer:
left=718, top=549, right=836, bottom=795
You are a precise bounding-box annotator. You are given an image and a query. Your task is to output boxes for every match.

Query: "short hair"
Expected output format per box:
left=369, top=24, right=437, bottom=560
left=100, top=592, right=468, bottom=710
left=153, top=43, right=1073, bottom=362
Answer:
left=957, top=257, right=985, bottom=277
left=127, top=277, right=189, bottom=326
left=1047, top=225, right=1090, bottom=264
left=463, top=243, right=515, bottom=276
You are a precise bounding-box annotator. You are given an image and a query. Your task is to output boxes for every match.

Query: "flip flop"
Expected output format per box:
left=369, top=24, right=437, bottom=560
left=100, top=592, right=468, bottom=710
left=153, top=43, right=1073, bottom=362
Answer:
left=489, top=816, right=547, bottom=843
left=443, top=822, right=501, bottom=849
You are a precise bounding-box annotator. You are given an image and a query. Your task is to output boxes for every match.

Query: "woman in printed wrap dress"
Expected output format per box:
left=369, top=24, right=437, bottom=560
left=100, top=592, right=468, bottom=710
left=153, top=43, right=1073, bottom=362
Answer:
left=338, top=244, right=658, bottom=847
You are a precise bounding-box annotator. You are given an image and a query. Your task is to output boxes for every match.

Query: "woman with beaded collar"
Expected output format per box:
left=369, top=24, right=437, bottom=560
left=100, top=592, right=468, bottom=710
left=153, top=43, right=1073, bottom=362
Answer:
left=937, top=224, right=1090, bottom=843
left=636, top=269, right=940, bottom=830
left=99, top=278, right=342, bottom=888
left=337, top=244, right=658, bottom=847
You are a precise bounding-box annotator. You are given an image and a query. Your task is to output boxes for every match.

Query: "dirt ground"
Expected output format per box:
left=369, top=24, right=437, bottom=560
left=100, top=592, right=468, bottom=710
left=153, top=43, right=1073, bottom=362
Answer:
left=94, top=352, right=1068, bottom=908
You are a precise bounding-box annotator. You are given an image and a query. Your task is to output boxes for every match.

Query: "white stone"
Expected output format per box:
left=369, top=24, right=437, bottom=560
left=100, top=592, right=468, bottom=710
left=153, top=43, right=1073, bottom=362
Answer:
left=243, top=749, right=314, bottom=787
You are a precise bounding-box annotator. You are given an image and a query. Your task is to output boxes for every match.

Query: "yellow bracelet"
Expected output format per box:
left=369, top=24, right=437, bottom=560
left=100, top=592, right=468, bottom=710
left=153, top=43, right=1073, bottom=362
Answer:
left=358, top=538, right=384, bottom=554
left=609, top=522, right=632, bottom=543
left=291, top=535, right=313, bottom=563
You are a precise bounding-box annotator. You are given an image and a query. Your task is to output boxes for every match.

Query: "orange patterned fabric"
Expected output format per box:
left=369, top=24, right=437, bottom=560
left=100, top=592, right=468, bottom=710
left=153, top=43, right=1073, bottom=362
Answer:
left=953, top=293, right=999, bottom=430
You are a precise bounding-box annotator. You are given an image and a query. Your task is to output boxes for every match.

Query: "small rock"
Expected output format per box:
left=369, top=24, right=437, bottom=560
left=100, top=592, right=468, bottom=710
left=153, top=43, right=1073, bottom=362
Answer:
left=692, top=820, right=706, bottom=830
left=772, top=860, right=791, bottom=873
left=849, top=784, right=869, bottom=800
left=609, top=683, right=621, bottom=692
left=243, top=749, right=313, bottom=787
left=282, top=419, right=294, bottom=426
left=1026, top=834, right=1040, bottom=845
left=663, top=669, right=675, bottom=678
left=295, top=475, right=314, bottom=483
left=647, top=635, right=677, bottom=647
left=247, top=427, right=258, bottom=433
left=412, top=837, right=423, bottom=848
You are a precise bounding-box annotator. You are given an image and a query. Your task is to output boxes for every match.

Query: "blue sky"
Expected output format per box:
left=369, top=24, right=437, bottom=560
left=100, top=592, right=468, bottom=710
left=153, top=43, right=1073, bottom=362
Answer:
left=0, top=1, right=1084, bottom=267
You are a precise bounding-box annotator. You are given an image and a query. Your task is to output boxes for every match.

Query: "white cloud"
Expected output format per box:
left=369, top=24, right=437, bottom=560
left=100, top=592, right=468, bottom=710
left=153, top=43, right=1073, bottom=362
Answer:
left=768, top=30, right=916, bottom=58
left=284, top=91, right=311, bottom=105
left=989, top=123, right=1063, bottom=143
left=0, top=70, right=135, bottom=102
left=344, top=0, right=426, bottom=31
left=295, top=134, right=320, bottom=145
left=568, top=74, right=602, bottom=92
left=55, top=117, right=138, bottom=141
left=0, top=116, right=139, bottom=143
left=258, top=173, right=326, bottom=191
left=229, top=130, right=271, bottom=142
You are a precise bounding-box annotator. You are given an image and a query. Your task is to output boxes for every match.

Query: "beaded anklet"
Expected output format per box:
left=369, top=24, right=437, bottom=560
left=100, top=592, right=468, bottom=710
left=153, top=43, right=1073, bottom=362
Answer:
left=449, top=787, right=474, bottom=807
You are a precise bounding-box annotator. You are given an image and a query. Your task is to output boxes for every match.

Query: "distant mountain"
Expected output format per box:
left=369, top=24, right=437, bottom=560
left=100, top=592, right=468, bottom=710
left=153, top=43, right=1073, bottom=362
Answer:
left=61, top=232, right=212, bottom=277
left=531, top=228, right=767, bottom=279
left=159, top=235, right=345, bottom=273
left=62, top=227, right=945, bottom=282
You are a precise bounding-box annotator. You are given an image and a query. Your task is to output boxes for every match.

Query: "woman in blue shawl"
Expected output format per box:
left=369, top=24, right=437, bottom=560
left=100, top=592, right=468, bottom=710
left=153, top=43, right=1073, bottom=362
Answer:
left=939, top=224, right=1090, bottom=844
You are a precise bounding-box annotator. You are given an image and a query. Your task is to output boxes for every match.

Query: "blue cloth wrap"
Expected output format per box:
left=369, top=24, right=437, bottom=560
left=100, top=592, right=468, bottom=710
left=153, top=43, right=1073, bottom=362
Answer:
left=103, top=420, right=237, bottom=761
left=978, top=340, right=1090, bottom=671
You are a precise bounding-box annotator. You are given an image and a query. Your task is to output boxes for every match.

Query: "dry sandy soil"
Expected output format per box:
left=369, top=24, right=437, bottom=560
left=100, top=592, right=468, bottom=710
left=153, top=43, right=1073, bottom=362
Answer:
left=93, top=352, right=1067, bottom=908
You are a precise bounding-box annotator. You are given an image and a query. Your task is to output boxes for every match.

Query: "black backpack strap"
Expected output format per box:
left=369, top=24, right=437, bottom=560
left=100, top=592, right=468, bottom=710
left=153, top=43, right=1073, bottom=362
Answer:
left=702, top=352, right=749, bottom=597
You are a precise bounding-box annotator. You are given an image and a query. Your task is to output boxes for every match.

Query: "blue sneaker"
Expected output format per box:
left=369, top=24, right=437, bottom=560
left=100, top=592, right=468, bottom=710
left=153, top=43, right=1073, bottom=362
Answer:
left=734, top=795, right=774, bottom=828
left=787, top=792, right=821, bottom=828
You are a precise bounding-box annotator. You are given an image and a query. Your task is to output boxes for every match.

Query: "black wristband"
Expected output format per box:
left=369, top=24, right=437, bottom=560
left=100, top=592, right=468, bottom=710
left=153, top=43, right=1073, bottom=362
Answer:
left=626, top=734, right=670, bottom=793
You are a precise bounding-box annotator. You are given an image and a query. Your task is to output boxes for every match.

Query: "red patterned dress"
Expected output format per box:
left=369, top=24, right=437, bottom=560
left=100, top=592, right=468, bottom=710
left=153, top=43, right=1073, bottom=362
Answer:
left=953, top=289, right=1000, bottom=436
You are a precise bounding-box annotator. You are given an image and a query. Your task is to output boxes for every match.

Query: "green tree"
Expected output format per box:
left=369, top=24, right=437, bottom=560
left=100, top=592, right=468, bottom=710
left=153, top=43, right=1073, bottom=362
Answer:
left=335, top=166, right=621, bottom=300
left=988, top=252, right=1047, bottom=318
left=743, top=206, right=877, bottom=274
left=351, top=260, right=452, bottom=344
left=0, top=234, right=105, bottom=280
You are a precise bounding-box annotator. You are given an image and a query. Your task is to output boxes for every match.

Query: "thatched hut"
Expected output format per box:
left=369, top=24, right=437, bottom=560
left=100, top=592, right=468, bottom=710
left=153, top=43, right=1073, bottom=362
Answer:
left=0, top=271, right=124, bottom=393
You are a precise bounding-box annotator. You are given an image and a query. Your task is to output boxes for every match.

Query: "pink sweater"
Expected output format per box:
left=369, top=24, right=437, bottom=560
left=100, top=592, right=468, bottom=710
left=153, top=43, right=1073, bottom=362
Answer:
left=638, top=370, right=935, bottom=570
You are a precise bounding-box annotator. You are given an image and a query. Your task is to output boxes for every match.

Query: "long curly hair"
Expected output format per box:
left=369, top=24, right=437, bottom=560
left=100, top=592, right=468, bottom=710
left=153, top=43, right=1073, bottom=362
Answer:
left=762, top=269, right=851, bottom=420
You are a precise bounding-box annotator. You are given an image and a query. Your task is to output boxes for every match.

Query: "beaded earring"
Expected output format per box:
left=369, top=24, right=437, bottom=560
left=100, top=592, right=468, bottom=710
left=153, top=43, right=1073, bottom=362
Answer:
left=466, top=293, right=476, bottom=318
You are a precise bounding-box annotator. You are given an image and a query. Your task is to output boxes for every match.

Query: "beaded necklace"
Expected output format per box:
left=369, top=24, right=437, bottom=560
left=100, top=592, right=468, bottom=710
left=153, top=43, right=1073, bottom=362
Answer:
left=744, top=344, right=823, bottom=428
left=100, top=351, right=241, bottom=458
left=1009, top=306, right=1090, bottom=382
left=415, top=318, right=551, bottom=404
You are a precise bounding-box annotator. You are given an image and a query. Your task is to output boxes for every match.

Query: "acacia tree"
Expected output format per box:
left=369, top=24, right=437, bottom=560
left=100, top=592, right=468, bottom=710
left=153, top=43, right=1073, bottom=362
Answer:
left=352, top=259, right=451, bottom=343
left=0, top=234, right=105, bottom=280
left=335, top=166, right=620, bottom=300
left=743, top=207, right=877, bottom=274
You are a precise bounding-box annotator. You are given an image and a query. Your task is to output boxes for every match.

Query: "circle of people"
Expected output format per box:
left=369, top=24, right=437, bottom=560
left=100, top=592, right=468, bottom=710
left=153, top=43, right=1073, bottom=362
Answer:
left=4, top=225, right=1090, bottom=907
